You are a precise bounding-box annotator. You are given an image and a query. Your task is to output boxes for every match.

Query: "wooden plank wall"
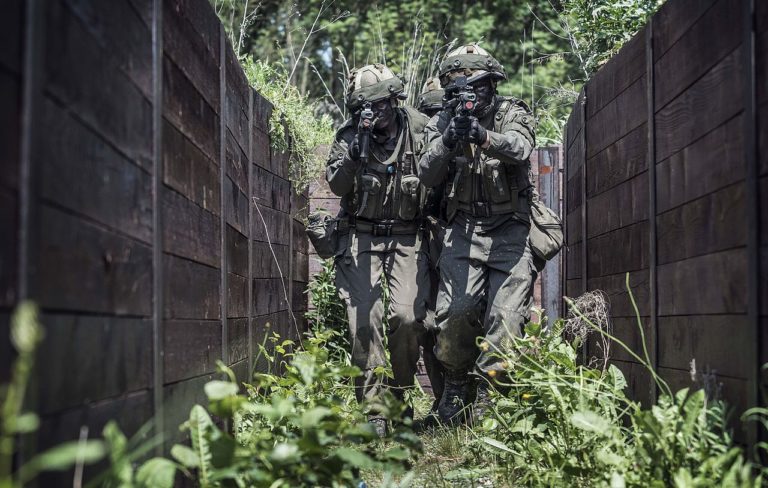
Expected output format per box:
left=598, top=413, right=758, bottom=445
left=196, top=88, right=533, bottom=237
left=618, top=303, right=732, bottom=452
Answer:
left=0, top=0, right=309, bottom=470
left=0, top=0, right=23, bottom=388
left=564, top=0, right=762, bottom=440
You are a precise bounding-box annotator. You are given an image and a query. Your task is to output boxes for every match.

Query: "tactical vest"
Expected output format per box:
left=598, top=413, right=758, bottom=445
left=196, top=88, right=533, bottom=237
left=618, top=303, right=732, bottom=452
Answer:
left=443, top=97, right=533, bottom=221
left=350, top=108, right=427, bottom=223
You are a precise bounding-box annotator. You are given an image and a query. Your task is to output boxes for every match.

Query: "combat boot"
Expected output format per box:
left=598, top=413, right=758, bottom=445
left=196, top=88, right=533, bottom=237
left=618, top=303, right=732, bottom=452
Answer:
left=437, top=369, right=476, bottom=425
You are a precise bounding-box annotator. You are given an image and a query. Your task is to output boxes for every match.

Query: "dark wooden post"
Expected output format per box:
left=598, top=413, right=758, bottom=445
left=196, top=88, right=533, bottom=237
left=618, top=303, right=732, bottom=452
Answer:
left=743, top=0, right=759, bottom=450
left=646, top=18, right=658, bottom=405
left=151, top=0, right=165, bottom=453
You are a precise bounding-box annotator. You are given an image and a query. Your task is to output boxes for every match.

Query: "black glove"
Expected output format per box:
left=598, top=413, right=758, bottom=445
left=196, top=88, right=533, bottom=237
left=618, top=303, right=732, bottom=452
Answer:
left=347, top=134, right=361, bottom=161
left=442, top=116, right=472, bottom=149
left=468, top=117, right=487, bottom=146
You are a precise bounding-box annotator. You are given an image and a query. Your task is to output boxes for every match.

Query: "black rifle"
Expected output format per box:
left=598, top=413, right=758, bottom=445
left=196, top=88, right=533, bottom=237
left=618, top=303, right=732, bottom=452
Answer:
left=445, top=75, right=476, bottom=117
left=358, top=102, right=374, bottom=163
left=444, top=76, right=476, bottom=142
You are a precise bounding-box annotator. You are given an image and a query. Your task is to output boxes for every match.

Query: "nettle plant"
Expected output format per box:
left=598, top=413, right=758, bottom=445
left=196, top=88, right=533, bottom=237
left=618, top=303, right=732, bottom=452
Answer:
left=169, top=329, right=421, bottom=488
left=457, top=278, right=765, bottom=487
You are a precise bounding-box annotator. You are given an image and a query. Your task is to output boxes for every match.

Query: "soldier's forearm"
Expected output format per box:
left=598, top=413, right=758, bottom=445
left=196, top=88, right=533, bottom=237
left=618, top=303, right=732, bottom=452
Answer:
left=418, top=141, right=455, bottom=187
left=326, top=158, right=358, bottom=195
left=484, top=130, right=533, bottom=163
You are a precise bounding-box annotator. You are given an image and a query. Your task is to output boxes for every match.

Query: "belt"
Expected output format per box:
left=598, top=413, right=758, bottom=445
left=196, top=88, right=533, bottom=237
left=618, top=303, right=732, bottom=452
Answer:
left=338, top=219, right=421, bottom=237
left=456, top=201, right=518, bottom=218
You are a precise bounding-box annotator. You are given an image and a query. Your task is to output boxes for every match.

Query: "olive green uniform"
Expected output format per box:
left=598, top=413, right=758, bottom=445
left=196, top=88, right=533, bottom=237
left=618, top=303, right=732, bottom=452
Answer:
left=327, top=106, right=432, bottom=402
left=418, top=95, right=539, bottom=376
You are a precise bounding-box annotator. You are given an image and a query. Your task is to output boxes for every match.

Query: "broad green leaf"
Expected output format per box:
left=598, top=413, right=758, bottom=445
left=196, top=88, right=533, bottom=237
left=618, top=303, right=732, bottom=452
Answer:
left=204, top=380, right=239, bottom=400
left=481, top=437, right=515, bottom=454
left=332, top=447, right=376, bottom=469
left=384, top=447, right=410, bottom=461
left=610, top=472, right=626, bottom=488
left=607, top=364, right=628, bottom=391
left=20, top=440, right=105, bottom=483
left=271, top=442, right=299, bottom=463
left=570, top=410, right=612, bottom=435
left=597, top=447, right=624, bottom=466
left=672, top=467, right=694, bottom=488
left=14, top=412, right=40, bottom=434
left=170, top=444, right=199, bottom=468
left=136, top=458, right=176, bottom=488
left=11, top=301, right=44, bottom=353
left=301, top=406, right=332, bottom=429
left=187, top=405, right=214, bottom=486
left=481, top=417, right=499, bottom=431
left=293, top=353, right=317, bottom=385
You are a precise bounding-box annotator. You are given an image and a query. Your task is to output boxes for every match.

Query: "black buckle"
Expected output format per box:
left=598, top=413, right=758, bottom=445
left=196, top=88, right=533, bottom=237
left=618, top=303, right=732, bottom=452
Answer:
left=372, top=223, right=392, bottom=237
left=472, top=201, right=492, bottom=218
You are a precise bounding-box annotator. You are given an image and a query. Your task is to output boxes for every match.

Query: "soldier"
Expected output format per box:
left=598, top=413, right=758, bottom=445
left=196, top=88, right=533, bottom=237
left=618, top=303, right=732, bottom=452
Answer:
left=418, top=44, right=540, bottom=424
left=415, top=77, right=448, bottom=421
left=326, top=64, right=431, bottom=433
left=417, top=77, right=445, bottom=118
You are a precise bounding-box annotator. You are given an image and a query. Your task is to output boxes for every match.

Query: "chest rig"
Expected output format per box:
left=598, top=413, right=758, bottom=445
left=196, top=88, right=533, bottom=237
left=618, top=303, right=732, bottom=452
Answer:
left=350, top=118, right=422, bottom=228
left=443, top=97, right=532, bottom=221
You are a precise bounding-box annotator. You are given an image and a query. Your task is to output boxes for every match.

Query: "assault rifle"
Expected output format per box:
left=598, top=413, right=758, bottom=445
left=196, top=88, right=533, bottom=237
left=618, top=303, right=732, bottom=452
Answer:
left=444, top=75, right=476, bottom=143
left=445, top=75, right=476, bottom=118
left=358, top=101, right=375, bottom=163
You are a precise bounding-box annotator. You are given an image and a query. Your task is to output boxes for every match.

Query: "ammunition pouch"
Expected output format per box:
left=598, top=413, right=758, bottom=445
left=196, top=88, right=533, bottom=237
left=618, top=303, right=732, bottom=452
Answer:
left=355, top=173, right=382, bottom=220
left=398, top=174, right=421, bottom=220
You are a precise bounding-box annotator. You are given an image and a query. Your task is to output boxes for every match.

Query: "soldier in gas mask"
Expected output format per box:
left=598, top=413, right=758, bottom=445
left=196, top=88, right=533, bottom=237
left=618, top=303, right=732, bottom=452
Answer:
left=326, top=64, right=432, bottom=434
left=418, top=44, right=539, bottom=425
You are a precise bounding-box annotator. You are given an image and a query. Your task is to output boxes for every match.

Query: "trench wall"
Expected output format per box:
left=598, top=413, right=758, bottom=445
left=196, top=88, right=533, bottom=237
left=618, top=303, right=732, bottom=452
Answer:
left=0, top=0, right=309, bottom=463
left=564, top=0, right=766, bottom=441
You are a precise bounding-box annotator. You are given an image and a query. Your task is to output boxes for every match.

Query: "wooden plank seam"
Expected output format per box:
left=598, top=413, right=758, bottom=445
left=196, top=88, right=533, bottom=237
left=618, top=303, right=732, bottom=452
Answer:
left=743, top=0, right=760, bottom=451
left=580, top=88, right=588, bottom=365
left=151, top=0, right=164, bottom=454
left=247, top=89, right=254, bottom=377
left=219, top=25, right=228, bottom=367
left=646, top=18, right=659, bottom=406
left=18, top=0, right=45, bottom=468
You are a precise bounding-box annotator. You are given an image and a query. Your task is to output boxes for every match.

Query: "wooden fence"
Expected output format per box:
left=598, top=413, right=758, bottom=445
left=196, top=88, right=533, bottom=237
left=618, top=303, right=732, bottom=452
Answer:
left=0, top=0, right=309, bottom=464
left=564, top=0, right=766, bottom=442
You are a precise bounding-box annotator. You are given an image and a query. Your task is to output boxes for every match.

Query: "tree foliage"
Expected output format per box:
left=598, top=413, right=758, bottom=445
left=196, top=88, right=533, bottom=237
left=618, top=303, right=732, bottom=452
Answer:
left=214, top=0, right=663, bottom=146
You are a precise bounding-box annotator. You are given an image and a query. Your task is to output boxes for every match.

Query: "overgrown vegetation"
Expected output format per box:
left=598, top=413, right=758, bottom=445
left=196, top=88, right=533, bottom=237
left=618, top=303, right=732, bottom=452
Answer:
left=0, top=304, right=173, bottom=488
left=240, top=57, right=335, bottom=192
left=375, top=278, right=767, bottom=486
left=5, top=273, right=768, bottom=486
left=162, top=330, right=420, bottom=487
left=444, top=311, right=761, bottom=486
left=214, top=0, right=665, bottom=150
left=306, top=258, right=348, bottom=338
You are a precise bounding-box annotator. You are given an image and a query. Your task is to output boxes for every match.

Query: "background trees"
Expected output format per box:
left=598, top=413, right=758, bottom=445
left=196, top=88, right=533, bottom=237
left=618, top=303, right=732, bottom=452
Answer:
left=215, top=0, right=663, bottom=145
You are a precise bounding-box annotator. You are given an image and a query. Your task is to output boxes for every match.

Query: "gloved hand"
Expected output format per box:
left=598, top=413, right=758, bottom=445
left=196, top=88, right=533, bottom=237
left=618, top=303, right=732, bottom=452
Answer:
left=442, top=116, right=472, bottom=149
left=468, top=117, right=487, bottom=146
left=347, top=134, right=361, bottom=161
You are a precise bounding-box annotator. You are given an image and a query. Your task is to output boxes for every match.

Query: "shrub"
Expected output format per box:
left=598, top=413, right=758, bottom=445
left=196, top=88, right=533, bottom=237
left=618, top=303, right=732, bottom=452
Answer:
left=169, top=328, right=420, bottom=487
left=240, top=57, right=335, bottom=192
left=305, top=258, right=349, bottom=354
left=446, top=281, right=766, bottom=487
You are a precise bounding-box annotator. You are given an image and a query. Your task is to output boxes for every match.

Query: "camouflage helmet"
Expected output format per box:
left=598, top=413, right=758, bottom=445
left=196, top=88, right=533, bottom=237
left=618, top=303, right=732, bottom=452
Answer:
left=345, top=64, right=406, bottom=111
left=438, top=44, right=506, bottom=87
left=417, top=77, right=445, bottom=114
